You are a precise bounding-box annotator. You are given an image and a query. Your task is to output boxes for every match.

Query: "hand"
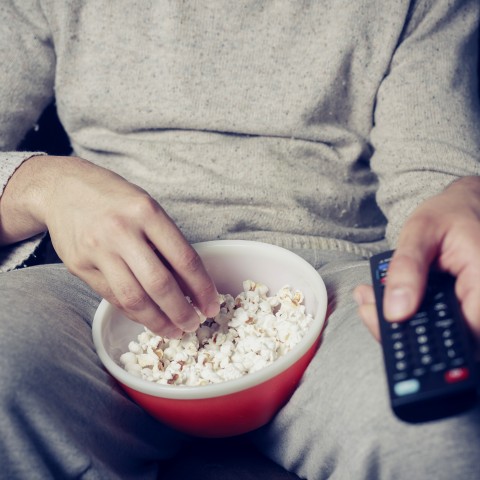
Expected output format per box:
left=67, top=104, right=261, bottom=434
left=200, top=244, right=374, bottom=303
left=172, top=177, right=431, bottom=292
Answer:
left=0, top=155, right=220, bottom=337
left=354, top=176, right=480, bottom=342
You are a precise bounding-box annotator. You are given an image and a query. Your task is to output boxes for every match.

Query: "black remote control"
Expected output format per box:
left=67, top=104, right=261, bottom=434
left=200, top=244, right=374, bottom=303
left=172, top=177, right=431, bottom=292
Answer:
left=370, top=250, right=479, bottom=423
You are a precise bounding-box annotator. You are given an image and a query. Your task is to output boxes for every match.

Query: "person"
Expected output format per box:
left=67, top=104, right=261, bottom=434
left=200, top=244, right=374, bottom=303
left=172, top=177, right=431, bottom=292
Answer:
left=0, top=1, right=479, bottom=478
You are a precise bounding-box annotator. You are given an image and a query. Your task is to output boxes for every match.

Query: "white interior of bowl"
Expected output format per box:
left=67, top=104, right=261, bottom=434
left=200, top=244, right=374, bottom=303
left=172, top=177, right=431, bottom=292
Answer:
left=92, top=240, right=328, bottom=399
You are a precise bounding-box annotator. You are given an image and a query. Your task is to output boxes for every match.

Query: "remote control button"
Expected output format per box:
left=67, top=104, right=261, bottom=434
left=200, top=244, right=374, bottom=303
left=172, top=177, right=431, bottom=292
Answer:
left=393, top=341, right=405, bottom=350
left=430, top=362, right=446, bottom=373
left=394, top=350, right=406, bottom=360
left=418, top=344, right=430, bottom=354
left=395, top=361, right=409, bottom=371
left=411, top=314, right=428, bottom=327
left=415, top=325, right=427, bottom=335
left=445, top=367, right=469, bottom=383
left=394, top=379, right=420, bottom=397
left=412, top=367, right=427, bottom=377
left=443, top=338, right=455, bottom=348
left=446, top=349, right=458, bottom=359
left=435, top=319, right=454, bottom=329
left=433, top=302, right=448, bottom=311
left=442, top=329, right=453, bottom=339
left=450, top=357, right=466, bottom=367
left=435, top=309, right=448, bottom=319
left=433, top=292, right=445, bottom=301
left=391, top=331, right=404, bottom=341
left=393, top=371, right=409, bottom=382
left=417, top=335, right=429, bottom=344
left=420, top=354, right=433, bottom=365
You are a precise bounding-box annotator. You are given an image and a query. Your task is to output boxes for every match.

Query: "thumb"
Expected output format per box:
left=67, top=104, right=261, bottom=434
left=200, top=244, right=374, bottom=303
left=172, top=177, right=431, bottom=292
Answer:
left=384, top=213, right=441, bottom=321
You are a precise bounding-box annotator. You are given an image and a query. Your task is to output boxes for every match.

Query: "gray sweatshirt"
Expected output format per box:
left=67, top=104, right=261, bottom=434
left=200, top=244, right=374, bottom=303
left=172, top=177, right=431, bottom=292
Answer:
left=1, top=0, right=479, bottom=271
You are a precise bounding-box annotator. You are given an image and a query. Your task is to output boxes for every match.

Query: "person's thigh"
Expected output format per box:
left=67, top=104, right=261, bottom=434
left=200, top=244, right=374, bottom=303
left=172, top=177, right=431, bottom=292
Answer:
left=251, top=252, right=480, bottom=479
left=0, top=265, right=185, bottom=480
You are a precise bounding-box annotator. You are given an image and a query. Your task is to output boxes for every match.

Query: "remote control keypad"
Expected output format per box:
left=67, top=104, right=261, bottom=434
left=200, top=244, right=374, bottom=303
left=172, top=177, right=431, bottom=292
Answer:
left=370, top=250, right=478, bottom=421
left=388, top=281, right=470, bottom=393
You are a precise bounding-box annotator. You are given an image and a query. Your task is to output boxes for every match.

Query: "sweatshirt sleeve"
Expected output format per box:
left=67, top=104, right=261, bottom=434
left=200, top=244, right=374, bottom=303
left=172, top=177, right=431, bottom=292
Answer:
left=0, top=1, right=55, bottom=271
left=369, top=0, right=480, bottom=246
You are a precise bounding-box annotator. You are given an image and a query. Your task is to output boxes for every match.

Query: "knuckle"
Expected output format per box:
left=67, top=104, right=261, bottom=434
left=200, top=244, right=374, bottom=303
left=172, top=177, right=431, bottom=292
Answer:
left=130, top=194, right=159, bottom=220
left=173, top=302, right=197, bottom=324
left=453, top=218, right=480, bottom=240
left=402, top=211, right=439, bottom=241
left=82, top=231, right=104, bottom=252
left=194, top=281, right=217, bottom=302
left=107, top=293, right=121, bottom=308
left=103, top=213, right=130, bottom=236
left=65, top=257, right=91, bottom=277
left=389, top=253, right=422, bottom=280
left=141, top=313, right=182, bottom=338
left=177, top=248, right=203, bottom=274
left=147, top=271, right=174, bottom=297
left=404, top=210, right=435, bottom=229
left=119, top=287, right=149, bottom=312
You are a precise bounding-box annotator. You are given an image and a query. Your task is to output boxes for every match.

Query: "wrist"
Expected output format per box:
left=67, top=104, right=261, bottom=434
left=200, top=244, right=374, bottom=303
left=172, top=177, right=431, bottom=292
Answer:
left=443, top=176, right=480, bottom=213
left=0, top=155, right=74, bottom=245
left=447, top=176, right=480, bottom=195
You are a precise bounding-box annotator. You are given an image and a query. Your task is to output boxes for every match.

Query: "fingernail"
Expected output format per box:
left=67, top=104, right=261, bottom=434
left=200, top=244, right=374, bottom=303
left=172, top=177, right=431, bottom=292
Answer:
left=183, top=315, right=201, bottom=332
left=205, top=300, right=220, bottom=318
left=160, top=326, right=183, bottom=339
left=385, top=288, right=413, bottom=320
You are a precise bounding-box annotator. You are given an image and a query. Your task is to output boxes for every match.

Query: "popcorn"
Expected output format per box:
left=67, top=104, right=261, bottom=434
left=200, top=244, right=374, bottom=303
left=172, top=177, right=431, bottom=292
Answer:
left=119, top=280, right=313, bottom=386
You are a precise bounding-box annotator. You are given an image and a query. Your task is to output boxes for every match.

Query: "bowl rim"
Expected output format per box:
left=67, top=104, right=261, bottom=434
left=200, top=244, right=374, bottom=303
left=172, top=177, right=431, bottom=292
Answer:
left=92, top=240, right=328, bottom=399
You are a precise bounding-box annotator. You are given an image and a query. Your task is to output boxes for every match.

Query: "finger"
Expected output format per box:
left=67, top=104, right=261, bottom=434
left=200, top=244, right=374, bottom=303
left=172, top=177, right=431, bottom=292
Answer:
left=353, top=284, right=380, bottom=341
left=460, top=290, right=480, bottom=341
left=145, top=212, right=220, bottom=317
left=455, top=265, right=480, bottom=340
left=435, top=219, right=480, bottom=339
left=94, top=255, right=184, bottom=338
left=359, top=304, right=381, bottom=342
left=353, top=283, right=376, bottom=306
left=120, top=239, right=204, bottom=332
left=384, top=214, right=441, bottom=322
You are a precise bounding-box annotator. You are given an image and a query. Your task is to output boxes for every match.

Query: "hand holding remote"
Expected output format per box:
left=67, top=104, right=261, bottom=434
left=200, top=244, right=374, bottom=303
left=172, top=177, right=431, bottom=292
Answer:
left=355, top=176, right=480, bottom=343
left=354, top=177, right=480, bottom=421
left=369, top=251, right=478, bottom=423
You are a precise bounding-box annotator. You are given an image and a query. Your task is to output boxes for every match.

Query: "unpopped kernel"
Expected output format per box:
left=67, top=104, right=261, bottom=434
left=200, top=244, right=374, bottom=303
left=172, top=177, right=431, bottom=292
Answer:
left=119, top=280, right=313, bottom=386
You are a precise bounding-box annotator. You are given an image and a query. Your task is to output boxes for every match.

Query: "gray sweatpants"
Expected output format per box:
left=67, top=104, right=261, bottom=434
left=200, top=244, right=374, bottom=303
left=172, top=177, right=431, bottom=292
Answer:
left=0, top=250, right=479, bottom=479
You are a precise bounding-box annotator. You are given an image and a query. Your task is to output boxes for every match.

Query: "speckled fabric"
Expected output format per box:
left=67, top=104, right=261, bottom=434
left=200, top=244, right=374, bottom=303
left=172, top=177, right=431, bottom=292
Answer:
left=1, top=0, right=479, bottom=271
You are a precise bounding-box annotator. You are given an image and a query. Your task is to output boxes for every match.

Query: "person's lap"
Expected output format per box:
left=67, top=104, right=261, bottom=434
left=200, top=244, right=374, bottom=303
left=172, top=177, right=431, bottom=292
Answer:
left=1, top=251, right=479, bottom=479
left=251, top=252, right=480, bottom=479
left=0, top=264, right=185, bottom=480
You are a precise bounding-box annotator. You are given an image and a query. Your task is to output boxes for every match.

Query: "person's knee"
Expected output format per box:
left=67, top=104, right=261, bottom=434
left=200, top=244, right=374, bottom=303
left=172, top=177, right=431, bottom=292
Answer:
left=257, top=394, right=480, bottom=479
left=357, top=408, right=480, bottom=479
left=252, top=300, right=480, bottom=479
left=0, top=266, right=97, bottom=397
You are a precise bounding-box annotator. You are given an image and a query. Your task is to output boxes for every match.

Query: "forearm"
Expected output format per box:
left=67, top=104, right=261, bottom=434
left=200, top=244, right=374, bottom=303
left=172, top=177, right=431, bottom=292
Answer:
left=0, top=153, right=220, bottom=336
left=370, top=0, right=480, bottom=246
left=0, top=155, right=92, bottom=246
left=0, top=155, right=48, bottom=245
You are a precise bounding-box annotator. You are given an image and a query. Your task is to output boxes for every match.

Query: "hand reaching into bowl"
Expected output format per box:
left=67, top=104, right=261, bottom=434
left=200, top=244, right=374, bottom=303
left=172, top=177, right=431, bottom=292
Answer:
left=0, top=155, right=220, bottom=336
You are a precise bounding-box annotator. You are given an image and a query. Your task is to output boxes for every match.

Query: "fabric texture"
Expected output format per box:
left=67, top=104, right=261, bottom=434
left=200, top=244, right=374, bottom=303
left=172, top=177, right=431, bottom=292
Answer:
left=1, top=0, right=479, bottom=270
left=0, top=265, right=187, bottom=480
left=251, top=251, right=480, bottom=479
left=0, top=256, right=479, bottom=479
left=0, top=1, right=480, bottom=479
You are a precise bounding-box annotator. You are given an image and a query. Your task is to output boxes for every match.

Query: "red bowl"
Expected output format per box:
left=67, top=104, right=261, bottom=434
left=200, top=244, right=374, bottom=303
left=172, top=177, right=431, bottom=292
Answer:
left=92, top=240, right=328, bottom=437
